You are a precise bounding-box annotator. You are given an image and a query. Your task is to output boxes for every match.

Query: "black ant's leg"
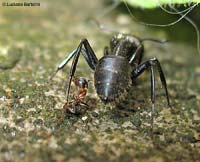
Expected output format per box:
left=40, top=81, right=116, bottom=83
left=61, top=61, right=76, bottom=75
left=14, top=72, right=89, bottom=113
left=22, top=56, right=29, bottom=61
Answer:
left=150, top=66, right=155, bottom=131
left=129, top=44, right=144, bottom=65
left=104, top=46, right=110, bottom=55
left=65, top=39, right=98, bottom=103
left=50, top=49, right=77, bottom=80
left=132, top=57, right=170, bottom=106
left=128, top=37, right=167, bottom=66
left=50, top=39, right=98, bottom=81
left=131, top=57, right=171, bottom=130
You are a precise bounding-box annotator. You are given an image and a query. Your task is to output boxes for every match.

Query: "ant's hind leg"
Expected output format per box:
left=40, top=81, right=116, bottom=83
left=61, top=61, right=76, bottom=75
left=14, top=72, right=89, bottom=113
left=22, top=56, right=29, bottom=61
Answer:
left=131, top=57, right=171, bottom=132
left=132, top=57, right=170, bottom=107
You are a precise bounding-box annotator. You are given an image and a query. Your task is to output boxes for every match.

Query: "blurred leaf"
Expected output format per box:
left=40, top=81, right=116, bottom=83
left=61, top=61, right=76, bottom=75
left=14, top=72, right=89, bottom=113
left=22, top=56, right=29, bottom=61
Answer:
left=122, top=0, right=200, bottom=8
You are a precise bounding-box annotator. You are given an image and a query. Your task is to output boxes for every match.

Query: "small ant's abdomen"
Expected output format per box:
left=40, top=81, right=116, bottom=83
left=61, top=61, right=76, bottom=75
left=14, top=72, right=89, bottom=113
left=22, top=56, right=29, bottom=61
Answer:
left=94, top=56, right=131, bottom=104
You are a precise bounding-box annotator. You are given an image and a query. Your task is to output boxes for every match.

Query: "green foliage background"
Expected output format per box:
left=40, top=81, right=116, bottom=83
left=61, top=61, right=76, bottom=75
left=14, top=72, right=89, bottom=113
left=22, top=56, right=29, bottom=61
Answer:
left=123, top=0, right=200, bottom=8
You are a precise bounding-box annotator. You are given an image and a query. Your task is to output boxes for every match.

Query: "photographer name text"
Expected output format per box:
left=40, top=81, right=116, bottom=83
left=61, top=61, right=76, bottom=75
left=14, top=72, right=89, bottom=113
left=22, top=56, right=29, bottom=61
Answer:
left=2, top=2, right=40, bottom=7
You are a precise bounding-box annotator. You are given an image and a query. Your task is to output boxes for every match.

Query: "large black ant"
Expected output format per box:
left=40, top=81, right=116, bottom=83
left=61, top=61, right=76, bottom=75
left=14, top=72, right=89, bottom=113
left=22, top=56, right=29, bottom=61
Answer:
left=52, top=31, right=171, bottom=128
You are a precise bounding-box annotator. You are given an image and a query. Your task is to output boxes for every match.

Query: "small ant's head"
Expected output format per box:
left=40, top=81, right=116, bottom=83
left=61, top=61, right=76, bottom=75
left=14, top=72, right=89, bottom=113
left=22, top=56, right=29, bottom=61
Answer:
left=73, top=76, right=89, bottom=89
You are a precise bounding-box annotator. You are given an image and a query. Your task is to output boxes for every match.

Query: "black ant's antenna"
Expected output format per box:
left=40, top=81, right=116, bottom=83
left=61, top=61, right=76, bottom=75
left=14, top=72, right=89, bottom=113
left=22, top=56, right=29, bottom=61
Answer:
left=96, top=0, right=121, bottom=19
left=91, top=18, right=169, bottom=45
left=91, top=18, right=120, bottom=34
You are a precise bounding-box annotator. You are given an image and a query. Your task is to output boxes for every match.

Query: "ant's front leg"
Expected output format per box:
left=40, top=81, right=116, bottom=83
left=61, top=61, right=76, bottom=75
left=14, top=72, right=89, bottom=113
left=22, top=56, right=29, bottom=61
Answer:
left=51, top=39, right=98, bottom=103
left=104, top=46, right=110, bottom=55
left=131, top=57, right=171, bottom=131
left=66, top=39, right=98, bottom=102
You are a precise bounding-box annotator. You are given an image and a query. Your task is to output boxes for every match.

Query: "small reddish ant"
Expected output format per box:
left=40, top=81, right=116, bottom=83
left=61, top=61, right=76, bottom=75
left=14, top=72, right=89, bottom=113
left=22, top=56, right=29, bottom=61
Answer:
left=63, top=76, right=90, bottom=115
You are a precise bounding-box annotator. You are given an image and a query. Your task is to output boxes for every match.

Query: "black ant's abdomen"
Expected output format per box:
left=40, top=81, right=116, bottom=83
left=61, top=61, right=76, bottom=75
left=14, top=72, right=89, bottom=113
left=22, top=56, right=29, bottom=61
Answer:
left=94, top=55, right=131, bottom=104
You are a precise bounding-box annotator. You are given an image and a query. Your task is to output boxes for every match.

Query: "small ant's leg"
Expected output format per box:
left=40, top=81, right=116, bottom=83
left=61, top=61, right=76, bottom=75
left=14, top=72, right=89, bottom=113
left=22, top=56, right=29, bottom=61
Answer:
left=66, top=39, right=98, bottom=103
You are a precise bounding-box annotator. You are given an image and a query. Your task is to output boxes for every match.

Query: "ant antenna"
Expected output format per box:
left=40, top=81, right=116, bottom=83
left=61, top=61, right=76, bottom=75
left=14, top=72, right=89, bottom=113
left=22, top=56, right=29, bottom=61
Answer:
left=96, top=0, right=121, bottom=19
left=91, top=18, right=120, bottom=34
left=141, top=38, right=168, bottom=44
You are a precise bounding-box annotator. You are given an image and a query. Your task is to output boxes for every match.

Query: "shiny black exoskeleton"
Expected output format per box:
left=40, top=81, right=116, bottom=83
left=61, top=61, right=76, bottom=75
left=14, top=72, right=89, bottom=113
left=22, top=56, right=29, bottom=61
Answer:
left=94, top=34, right=144, bottom=103
left=52, top=33, right=171, bottom=123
